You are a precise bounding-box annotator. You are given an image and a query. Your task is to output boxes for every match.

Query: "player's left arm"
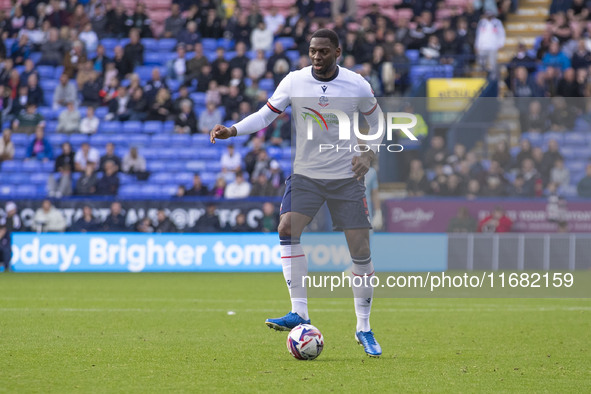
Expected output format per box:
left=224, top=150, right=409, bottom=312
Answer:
left=351, top=78, right=383, bottom=180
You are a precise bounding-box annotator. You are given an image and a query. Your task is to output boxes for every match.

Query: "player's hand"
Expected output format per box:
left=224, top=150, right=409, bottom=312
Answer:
left=351, top=152, right=373, bottom=181
left=210, top=124, right=236, bottom=144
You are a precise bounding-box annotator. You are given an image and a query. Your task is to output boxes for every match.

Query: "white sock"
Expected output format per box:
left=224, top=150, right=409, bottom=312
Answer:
left=351, top=256, right=374, bottom=332
left=280, top=242, right=309, bottom=320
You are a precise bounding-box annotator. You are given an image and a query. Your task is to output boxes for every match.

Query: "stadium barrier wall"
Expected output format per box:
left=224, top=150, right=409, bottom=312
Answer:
left=10, top=233, right=447, bottom=273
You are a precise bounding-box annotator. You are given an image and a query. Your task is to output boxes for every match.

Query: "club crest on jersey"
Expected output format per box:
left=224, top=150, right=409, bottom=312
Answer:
left=318, top=96, right=329, bottom=107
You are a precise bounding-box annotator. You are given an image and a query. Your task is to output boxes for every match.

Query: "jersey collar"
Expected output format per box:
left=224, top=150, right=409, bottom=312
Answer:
left=311, top=65, right=339, bottom=82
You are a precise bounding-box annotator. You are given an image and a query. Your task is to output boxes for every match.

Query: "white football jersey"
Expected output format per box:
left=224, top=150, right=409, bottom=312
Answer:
left=267, top=66, right=379, bottom=179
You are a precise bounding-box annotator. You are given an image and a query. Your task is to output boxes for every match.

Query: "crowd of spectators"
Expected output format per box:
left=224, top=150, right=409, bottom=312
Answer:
left=406, top=134, right=591, bottom=198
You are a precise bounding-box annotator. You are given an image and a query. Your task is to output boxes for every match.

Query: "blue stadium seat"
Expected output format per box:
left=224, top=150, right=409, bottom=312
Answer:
left=151, top=134, right=172, bottom=145
left=566, top=160, right=586, bottom=173
left=119, top=38, right=130, bottom=47
left=1, top=160, right=21, bottom=172
left=38, top=106, right=55, bottom=120
left=259, top=78, right=275, bottom=91
left=101, top=121, right=122, bottom=133
left=564, top=131, right=587, bottom=146
left=90, top=133, right=113, bottom=146
left=70, top=134, right=91, bottom=146
left=267, top=146, right=282, bottom=160
left=195, top=149, right=221, bottom=160
left=162, top=184, right=178, bottom=196
left=30, top=173, right=48, bottom=185
left=202, top=38, right=217, bottom=51
left=137, top=65, right=155, bottom=80
left=560, top=184, right=577, bottom=197
left=275, top=37, right=295, bottom=50
left=150, top=172, right=172, bottom=184
left=286, top=50, right=299, bottom=67
left=141, top=38, right=158, bottom=51
left=22, top=161, right=41, bottom=172
left=10, top=173, right=29, bottom=184
left=122, top=121, right=143, bottom=134
left=141, top=148, right=159, bottom=159
left=561, top=147, right=576, bottom=159
left=281, top=147, right=291, bottom=160
left=41, top=161, right=54, bottom=172
left=37, top=66, right=55, bottom=79
left=185, top=160, right=206, bottom=172
left=118, top=184, right=137, bottom=198
left=95, top=107, right=108, bottom=119
left=40, top=79, right=58, bottom=93
left=100, top=38, right=119, bottom=51
left=158, top=38, right=177, bottom=52
left=11, top=134, right=29, bottom=145
left=48, top=133, right=69, bottom=146
left=176, top=146, right=195, bottom=159
left=158, top=148, right=178, bottom=159
left=128, top=134, right=150, bottom=146
left=521, top=132, right=542, bottom=146
left=166, top=161, right=185, bottom=172
left=13, top=147, right=26, bottom=159
left=144, top=52, right=164, bottom=66
left=192, top=134, right=211, bottom=145
left=175, top=172, right=193, bottom=184
left=405, top=50, right=420, bottom=63
left=163, top=121, right=174, bottom=133
left=543, top=132, right=564, bottom=145
left=147, top=161, right=167, bottom=172
left=168, top=79, right=181, bottom=92
left=574, top=147, right=590, bottom=160
left=200, top=172, right=217, bottom=187
left=143, top=121, right=163, bottom=134
left=279, top=160, right=292, bottom=172
left=0, top=185, right=14, bottom=197
left=217, top=38, right=234, bottom=51
left=205, top=51, right=217, bottom=63
left=29, top=52, right=42, bottom=64
left=54, top=66, right=65, bottom=79
left=190, top=92, right=206, bottom=107
left=205, top=161, right=221, bottom=172
left=17, top=185, right=39, bottom=197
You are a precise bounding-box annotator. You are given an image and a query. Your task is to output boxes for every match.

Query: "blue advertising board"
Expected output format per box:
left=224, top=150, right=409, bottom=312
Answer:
left=10, top=233, right=447, bottom=272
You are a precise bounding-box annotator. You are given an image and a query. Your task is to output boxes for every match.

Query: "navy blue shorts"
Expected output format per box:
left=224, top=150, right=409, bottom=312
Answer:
left=280, top=174, right=371, bottom=230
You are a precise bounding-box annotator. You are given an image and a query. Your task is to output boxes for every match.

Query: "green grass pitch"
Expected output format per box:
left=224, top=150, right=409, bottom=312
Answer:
left=0, top=272, right=589, bottom=393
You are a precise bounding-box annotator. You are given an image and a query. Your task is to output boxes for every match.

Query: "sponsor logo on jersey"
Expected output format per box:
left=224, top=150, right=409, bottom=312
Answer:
left=318, top=96, right=329, bottom=107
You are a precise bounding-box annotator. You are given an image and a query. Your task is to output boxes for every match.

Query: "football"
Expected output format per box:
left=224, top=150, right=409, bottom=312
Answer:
left=286, top=324, right=324, bottom=360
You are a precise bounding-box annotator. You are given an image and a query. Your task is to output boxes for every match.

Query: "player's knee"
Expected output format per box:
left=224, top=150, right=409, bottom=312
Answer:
left=278, top=217, right=292, bottom=239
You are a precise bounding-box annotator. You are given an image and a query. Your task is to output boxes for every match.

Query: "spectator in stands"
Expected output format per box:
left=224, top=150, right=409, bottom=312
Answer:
left=266, top=112, right=290, bottom=147
left=19, top=59, right=36, bottom=88
left=177, top=21, right=200, bottom=51
left=475, top=11, right=505, bottom=79
left=229, top=42, right=249, bottom=75
left=210, top=176, right=227, bottom=199
left=507, top=174, right=530, bottom=197
left=25, top=74, right=43, bottom=107
left=0, top=222, right=11, bottom=271
left=75, top=142, right=100, bottom=172
left=92, top=44, right=109, bottom=73
left=251, top=22, right=273, bottom=52
left=134, top=217, right=154, bottom=233
left=147, top=88, right=172, bottom=121
left=81, top=71, right=102, bottom=107
left=231, top=212, right=251, bottom=232
left=102, top=201, right=127, bottom=231
left=477, top=206, right=513, bottom=232
left=99, top=142, right=121, bottom=172
left=542, top=39, right=571, bottom=71
left=107, top=86, right=131, bottom=121
left=80, top=106, right=99, bottom=135
left=54, top=142, right=75, bottom=174
left=175, top=185, right=186, bottom=197
left=47, top=163, right=73, bottom=198
left=172, top=86, right=193, bottom=115
left=406, top=159, right=429, bottom=197
left=419, top=35, right=441, bottom=65
left=167, top=44, right=188, bottom=82
left=122, top=146, right=147, bottom=175
left=125, top=3, right=152, bottom=38
left=33, top=199, right=67, bottom=233
left=520, top=158, right=540, bottom=196
left=185, top=173, right=209, bottom=196
left=550, top=158, right=570, bottom=189
left=163, top=3, right=185, bottom=39
left=0, top=129, right=14, bottom=165
left=11, top=85, right=30, bottom=117
left=19, top=17, right=44, bottom=49
left=424, top=136, right=448, bottom=169
left=250, top=173, right=275, bottom=197
left=512, top=66, right=535, bottom=98
left=556, top=67, right=581, bottom=97
left=124, top=29, right=144, bottom=70
left=259, top=202, right=278, bottom=232
left=447, top=207, right=477, bottom=233
left=128, top=88, right=148, bottom=121
left=39, top=28, right=64, bottom=66
left=247, top=49, right=267, bottom=81
left=549, top=97, right=576, bottom=131
left=75, top=163, right=98, bottom=195
left=111, top=45, right=131, bottom=78
left=96, top=159, right=120, bottom=195
left=541, top=139, right=564, bottom=182
left=63, top=40, right=87, bottom=79
left=195, top=64, right=213, bottom=93
left=155, top=210, right=178, bottom=233
left=193, top=203, right=221, bottom=232
left=577, top=164, right=591, bottom=197
left=144, top=68, right=168, bottom=104
left=57, top=101, right=81, bottom=133
left=69, top=205, right=100, bottom=232
left=521, top=100, right=547, bottom=133
left=3, top=202, right=21, bottom=236
left=514, top=139, right=534, bottom=170
left=0, top=85, right=12, bottom=124
left=244, top=137, right=265, bottom=177
left=76, top=60, right=95, bottom=91
left=53, top=73, right=78, bottom=110
left=481, top=160, right=508, bottom=197
left=220, top=143, right=242, bottom=173
left=26, top=125, right=52, bottom=161
left=268, top=160, right=285, bottom=195
left=510, top=43, right=537, bottom=75
left=79, top=22, right=99, bottom=52
left=17, top=103, right=44, bottom=134
left=11, top=34, right=30, bottom=66
left=264, top=6, right=285, bottom=36
left=198, top=101, right=222, bottom=134
left=570, top=39, right=591, bottom=70
left=201, top=9, right=223, bottom=39
left=184, top=43, right=209, bottom=86
left=174, top=100, right=198, bottom=134
left=491, top=140, right=512, bottom=171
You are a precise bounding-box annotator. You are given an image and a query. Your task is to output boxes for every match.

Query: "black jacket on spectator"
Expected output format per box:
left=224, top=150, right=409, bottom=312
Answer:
left=96, top=173, right=120, bottom=195
left=102, top=213, right=127, bottom=232
left=106, top=9, right=128, bottom=38
left=124, top=43, right=144, bottom=69
left=82, top=78, right=103, bottom=106
left=174, top=111, right=198, bottom=134
left=193, top=213, right=221, bottom=232
left=186, top=185, right=209, bottom=196
left=55, top=152, right=76, bottom=172
left=76, top=173, right=98, bottom=195
left=125, top=13, right=153, bottom=38
left=155, top=218, right=178, bottom=233
left=70, top=217, right=101, bottom=232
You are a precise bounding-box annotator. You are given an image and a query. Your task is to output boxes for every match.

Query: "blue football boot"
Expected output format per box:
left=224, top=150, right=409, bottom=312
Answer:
left=265, top=312, right=310, bottom=331
left=356, top=330, right=382, bottom=357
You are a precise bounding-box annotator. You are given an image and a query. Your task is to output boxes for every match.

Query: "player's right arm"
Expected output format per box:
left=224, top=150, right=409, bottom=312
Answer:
left=210, top=73, right=293, bottom=144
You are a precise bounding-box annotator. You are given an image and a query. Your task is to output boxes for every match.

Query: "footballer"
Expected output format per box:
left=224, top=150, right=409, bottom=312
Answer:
left=210, top=29, right=383, bottom=357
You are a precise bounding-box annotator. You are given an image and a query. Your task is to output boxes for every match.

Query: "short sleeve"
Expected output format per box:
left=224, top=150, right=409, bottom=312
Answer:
left=266, top=72, right=292, bottom=114
left=357, top=77, right=378, bottom=116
